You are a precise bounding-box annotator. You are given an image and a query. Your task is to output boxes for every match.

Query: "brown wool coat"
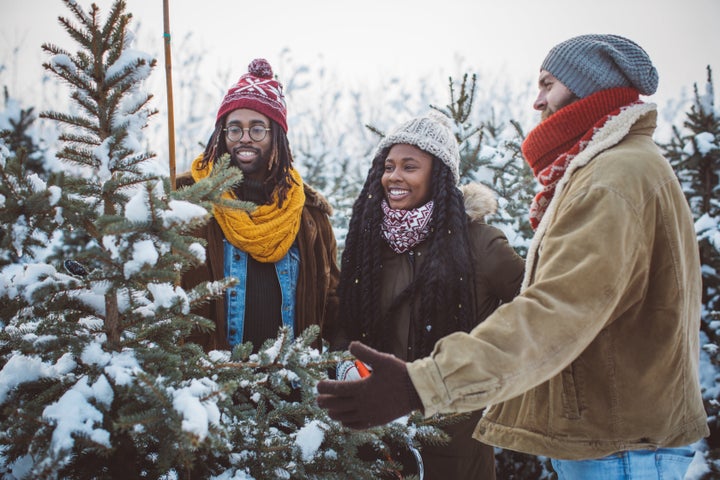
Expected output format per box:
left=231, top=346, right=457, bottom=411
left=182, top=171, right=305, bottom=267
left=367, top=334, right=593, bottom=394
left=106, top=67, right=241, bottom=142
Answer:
left=407, top=105, right=709, bottom=460
left=378, top=183, right=525, bottom=480
left=177, top=171, right=340, bottom=351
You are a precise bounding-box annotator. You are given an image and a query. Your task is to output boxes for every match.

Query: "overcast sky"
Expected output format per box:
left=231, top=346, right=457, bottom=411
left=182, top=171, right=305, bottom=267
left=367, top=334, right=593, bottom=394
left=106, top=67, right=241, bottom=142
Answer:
left=1, top=0, right=719, bottom=113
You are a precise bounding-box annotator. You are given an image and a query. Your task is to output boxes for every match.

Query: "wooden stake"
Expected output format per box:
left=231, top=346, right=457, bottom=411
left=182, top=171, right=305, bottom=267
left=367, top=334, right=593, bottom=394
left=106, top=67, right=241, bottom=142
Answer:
left=163, top=0, right=177, bottom=190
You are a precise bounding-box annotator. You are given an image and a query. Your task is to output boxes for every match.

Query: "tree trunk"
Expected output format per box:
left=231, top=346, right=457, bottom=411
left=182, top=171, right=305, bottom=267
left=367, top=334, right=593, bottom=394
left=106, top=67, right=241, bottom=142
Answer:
left=105, top=290, right=121, bottom=351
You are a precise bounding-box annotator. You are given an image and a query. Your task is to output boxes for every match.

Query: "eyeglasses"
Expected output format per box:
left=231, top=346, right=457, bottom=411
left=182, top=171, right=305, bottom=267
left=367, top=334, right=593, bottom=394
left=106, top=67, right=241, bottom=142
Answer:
left=224, top=125, right=271, bottom=142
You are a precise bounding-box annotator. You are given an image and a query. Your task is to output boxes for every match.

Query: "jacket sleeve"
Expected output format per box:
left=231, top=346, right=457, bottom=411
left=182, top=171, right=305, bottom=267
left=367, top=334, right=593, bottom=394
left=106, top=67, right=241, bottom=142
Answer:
left=407, top=182, right=646, bottom=417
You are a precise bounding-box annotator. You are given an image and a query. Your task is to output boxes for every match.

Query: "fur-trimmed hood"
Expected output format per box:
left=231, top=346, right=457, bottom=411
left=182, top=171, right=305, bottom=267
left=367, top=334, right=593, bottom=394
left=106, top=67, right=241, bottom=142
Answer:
left=460, top=182, right=497, bottom=223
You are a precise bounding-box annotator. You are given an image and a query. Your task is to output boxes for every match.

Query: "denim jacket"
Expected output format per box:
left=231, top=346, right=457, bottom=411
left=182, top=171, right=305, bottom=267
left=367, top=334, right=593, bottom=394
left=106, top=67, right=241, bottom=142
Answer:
left=223, top=239, right=300, bottom=347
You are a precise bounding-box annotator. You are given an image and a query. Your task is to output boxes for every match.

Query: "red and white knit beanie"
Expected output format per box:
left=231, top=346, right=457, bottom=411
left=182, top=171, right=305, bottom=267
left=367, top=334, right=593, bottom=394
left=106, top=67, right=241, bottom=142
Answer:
left=216, top=58, right=288, bottom=132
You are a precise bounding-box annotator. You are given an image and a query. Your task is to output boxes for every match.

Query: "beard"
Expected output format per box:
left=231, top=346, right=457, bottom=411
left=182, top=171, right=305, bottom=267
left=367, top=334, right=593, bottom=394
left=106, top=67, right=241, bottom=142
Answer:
left=229, top=145, right=271, bottom=180
left=541, top=94, right=580, bottom=121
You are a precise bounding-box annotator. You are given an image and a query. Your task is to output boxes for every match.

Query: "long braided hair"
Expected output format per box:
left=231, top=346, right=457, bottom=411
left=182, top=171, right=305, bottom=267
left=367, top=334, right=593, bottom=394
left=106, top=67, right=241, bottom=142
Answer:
left=338, top=146, right=478, bottom=357
left=196, top=115, right=297, bottom=208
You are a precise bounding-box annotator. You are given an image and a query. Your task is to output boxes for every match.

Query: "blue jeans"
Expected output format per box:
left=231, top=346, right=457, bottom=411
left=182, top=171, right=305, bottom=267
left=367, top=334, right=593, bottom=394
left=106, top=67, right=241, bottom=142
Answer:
left=551, top=447, right=695, bottom=479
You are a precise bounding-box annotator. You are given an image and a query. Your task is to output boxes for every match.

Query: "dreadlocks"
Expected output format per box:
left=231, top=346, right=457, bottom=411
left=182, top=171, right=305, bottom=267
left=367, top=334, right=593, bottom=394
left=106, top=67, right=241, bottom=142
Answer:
left=196, top=115, right=298, bottom=208
left=338, top=147, right=478, bottom=357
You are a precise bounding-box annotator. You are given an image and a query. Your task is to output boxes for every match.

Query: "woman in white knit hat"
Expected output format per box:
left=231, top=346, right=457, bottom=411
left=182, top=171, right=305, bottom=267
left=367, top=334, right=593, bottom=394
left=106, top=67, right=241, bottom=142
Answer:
left=331, top=111, right=524, bottom=479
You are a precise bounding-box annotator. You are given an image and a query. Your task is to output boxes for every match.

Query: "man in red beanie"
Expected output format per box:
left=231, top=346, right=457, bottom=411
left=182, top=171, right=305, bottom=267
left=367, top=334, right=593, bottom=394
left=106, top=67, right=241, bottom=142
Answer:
left=317, top=35, right=708, bottom=479
left=177, top=59, right=339, bottom=352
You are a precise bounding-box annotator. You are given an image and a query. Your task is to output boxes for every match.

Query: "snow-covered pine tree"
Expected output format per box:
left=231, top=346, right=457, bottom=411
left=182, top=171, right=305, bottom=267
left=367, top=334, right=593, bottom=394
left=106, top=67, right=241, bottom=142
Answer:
left=661, top=66, right=720, bottom=478
left=0, top=86, right=58, bottom=269
left=0, top=89, right=47, bottom=178
left=0, top=0, right=239, bottom=477
left=436, top=73, right=535, bottom=256
left=0, top=1, right=440, bottom=478
left=475, top=116, right=535, bottom=256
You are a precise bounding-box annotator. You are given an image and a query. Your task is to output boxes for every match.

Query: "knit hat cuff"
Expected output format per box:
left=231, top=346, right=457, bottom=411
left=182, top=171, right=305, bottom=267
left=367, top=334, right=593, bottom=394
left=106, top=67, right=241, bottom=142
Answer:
left=216, top=58, right=288, bottom=132
left=217, top=95, right=288, bottom=132
left=376, top=112, right=461, bottom=184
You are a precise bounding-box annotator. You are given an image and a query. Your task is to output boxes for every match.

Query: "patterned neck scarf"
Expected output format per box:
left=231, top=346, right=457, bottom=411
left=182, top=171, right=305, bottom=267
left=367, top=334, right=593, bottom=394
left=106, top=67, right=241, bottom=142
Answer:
left=521, top=87, right=641, bottom=230
left=381, top=199, right=434, bottom=254
left=191, top=154, right=305, bottom=263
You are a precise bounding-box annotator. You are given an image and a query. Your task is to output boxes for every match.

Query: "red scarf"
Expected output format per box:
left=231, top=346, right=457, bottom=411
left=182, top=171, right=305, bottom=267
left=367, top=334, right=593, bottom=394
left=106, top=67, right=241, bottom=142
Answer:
left=522, top=87, right=641, bottom=230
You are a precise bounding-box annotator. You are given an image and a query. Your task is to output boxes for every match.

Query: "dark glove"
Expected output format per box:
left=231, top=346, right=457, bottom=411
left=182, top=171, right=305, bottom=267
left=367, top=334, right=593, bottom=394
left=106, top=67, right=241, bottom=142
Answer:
left=316, top=341, right=423, bottom=429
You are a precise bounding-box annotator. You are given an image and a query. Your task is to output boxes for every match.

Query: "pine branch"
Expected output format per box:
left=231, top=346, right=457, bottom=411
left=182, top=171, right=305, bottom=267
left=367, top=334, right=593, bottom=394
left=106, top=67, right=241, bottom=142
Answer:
left=41, top=110, right=97, bottom=132
left=102, top=1, right=130, bottom=66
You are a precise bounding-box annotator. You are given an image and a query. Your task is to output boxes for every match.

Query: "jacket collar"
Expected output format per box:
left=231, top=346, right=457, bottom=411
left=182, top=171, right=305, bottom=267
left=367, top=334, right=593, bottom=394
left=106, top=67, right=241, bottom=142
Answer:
left=303, top=183, right=333, bottom=216
left=522, top=102, right=658, bottom=292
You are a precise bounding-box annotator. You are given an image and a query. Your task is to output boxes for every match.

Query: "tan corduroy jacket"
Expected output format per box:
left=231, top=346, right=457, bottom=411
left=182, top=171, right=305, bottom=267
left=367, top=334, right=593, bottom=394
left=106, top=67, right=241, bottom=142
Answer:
left=177, top=172, right=340, bottom=351
left=407, top=104, right=709, bottom=460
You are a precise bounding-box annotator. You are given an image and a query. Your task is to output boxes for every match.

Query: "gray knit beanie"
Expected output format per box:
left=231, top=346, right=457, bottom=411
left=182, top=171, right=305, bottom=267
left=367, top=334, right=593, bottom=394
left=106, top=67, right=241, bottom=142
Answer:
left=541, top=34, right=659, bottom=98
left=375, top=111, right=460, bottom=184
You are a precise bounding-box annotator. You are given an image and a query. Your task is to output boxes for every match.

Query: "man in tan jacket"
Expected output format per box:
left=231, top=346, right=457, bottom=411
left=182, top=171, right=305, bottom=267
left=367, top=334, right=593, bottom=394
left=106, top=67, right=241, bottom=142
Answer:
left=317, top=34, right=708, bottom=479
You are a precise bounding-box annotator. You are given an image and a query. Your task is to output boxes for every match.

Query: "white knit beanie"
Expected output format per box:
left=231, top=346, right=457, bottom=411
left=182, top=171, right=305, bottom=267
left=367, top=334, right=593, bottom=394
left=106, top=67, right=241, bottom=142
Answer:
left=542, top=34, right=659, bottom=98
left=375, top=111, right=461, bottom=184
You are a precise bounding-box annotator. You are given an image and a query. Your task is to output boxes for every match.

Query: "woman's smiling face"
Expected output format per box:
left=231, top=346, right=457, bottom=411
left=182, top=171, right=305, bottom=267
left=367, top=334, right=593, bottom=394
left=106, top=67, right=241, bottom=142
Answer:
left=381, top=143, right=434, bottom=210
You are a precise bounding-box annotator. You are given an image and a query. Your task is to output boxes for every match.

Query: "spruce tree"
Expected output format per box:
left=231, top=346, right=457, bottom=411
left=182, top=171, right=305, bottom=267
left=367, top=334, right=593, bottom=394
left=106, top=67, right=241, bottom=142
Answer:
left=0, top=0, right=236, bottom=477
left=0, top=89, right=47, bottom=178
left=0, top=1, right=438, bottom=478
left=438, top=74, right=535, bottom=256
left=661, top=66, right=720, bottom=478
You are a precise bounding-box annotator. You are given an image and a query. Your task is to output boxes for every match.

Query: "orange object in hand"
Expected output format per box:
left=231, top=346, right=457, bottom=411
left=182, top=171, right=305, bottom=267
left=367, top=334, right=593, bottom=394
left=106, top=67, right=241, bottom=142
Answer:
left=354, top=360, right=371, bottom=378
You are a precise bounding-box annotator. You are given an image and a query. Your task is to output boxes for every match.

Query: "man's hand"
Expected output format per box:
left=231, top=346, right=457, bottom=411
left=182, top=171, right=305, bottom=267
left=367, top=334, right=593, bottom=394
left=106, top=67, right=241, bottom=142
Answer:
left=316, top=342, right=423, bottom=429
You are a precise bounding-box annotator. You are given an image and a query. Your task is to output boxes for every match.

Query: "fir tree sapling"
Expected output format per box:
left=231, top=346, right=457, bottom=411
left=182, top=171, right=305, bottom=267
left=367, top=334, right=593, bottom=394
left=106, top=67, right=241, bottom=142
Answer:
left=1, top=0, right=230, bottom=476
left=0, top=88, right=47, bottom=178
left=435, top=74, right=535, bottom=256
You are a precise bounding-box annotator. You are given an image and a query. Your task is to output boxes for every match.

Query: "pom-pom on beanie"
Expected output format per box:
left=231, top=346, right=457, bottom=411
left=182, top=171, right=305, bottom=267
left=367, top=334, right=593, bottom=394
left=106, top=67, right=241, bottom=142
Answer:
left=541, top=34, right=659, bottom=98
left=216, top=58, right=288, bottom=132
left=376, top=111, right=461, bottom=184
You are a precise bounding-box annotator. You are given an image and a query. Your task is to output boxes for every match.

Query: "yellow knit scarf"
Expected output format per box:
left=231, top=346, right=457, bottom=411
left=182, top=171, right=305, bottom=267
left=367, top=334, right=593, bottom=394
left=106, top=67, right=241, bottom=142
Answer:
left=191, top=154, right=305, bottom=263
